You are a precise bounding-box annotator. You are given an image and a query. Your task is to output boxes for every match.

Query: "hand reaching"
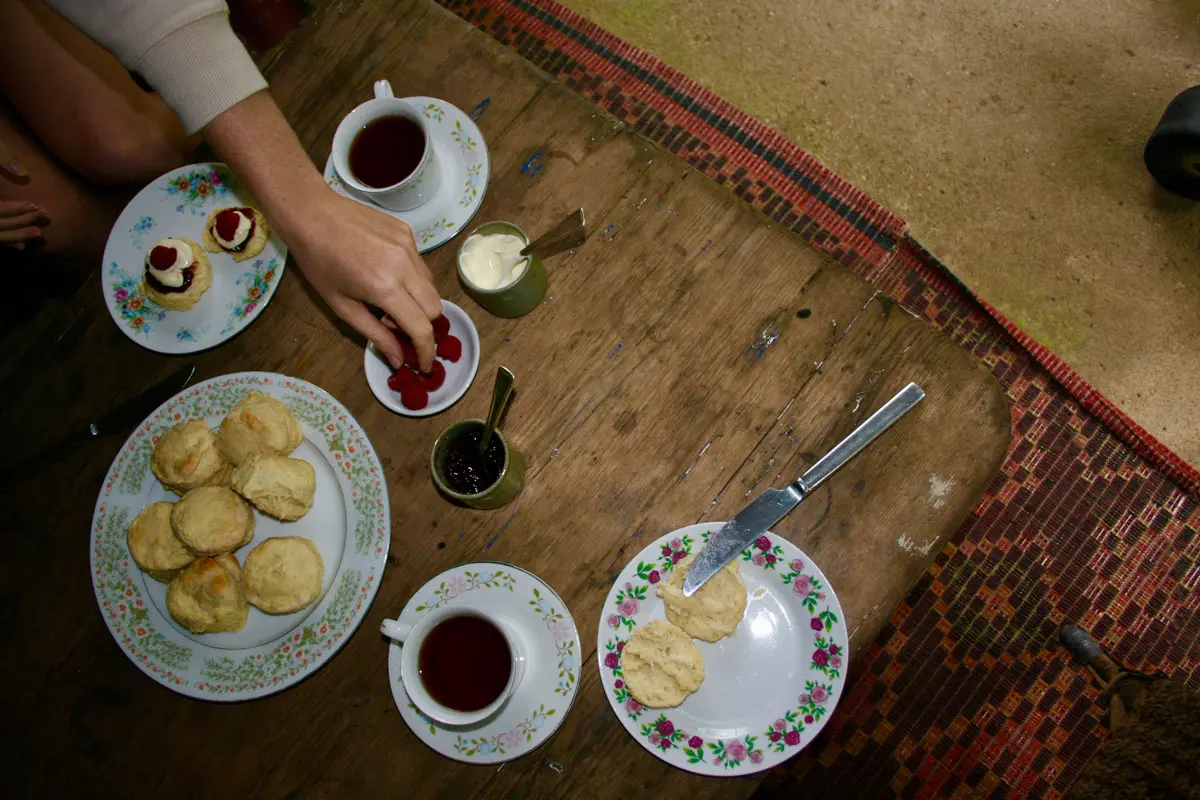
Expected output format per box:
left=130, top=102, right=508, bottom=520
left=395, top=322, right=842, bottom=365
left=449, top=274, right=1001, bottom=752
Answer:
left=0, top=200, right=46, bottom=249
left=290, top=190, right=442, bottom=371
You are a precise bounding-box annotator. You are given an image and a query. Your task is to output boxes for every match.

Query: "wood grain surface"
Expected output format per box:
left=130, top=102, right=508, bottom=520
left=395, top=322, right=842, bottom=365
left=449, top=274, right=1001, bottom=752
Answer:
left=0, top=2, right=1009, bottom=797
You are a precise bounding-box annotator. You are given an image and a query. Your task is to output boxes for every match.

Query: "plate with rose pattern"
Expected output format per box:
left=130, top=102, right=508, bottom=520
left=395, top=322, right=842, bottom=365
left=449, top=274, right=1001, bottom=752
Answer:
left=388, top=562, right=580, bottom=764
left=89, top=372, right=388, bottom=701
left=324, top=96, right=488, bottom=254
left=101, top=162, right=287, bottom=354
left=597, top=524, right=847, bottom=776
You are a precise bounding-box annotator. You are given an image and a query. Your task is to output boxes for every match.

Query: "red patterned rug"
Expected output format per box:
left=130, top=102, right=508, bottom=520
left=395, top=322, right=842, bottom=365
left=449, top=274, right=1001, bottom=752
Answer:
left=430, top=1, right=1200, bottom=796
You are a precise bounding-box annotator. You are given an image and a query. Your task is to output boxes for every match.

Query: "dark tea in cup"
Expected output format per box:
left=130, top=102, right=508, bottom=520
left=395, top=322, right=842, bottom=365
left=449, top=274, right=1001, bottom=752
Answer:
left=348, top=115, right=425, bottom=188
left=417, top=614, right=512, bottom=712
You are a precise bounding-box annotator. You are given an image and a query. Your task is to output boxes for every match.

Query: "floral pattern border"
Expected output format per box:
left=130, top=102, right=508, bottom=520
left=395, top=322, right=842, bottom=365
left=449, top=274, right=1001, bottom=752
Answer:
left=90, top=372, right=389, bottom=699
left=598, top=528, right=847, bottom=774
left=393, top=564, right=580, bottom=763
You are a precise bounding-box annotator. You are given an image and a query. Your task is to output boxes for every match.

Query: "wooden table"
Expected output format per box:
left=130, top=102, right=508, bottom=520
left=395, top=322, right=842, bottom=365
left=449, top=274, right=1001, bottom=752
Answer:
left=0, top=1, right=1009, bottom=796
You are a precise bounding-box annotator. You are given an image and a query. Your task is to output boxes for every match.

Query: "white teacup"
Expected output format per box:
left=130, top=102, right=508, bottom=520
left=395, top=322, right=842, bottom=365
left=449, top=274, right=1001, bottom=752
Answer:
left=332, top=79, right=440, bottom=211
left=381, top=606, right=526, bottom=726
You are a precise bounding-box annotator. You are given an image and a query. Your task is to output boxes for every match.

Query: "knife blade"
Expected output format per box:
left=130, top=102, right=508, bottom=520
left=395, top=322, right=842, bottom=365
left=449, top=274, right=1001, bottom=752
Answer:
left=683, top=382, right=926, bottom=596
left=0, top=364, right=196, bottom=489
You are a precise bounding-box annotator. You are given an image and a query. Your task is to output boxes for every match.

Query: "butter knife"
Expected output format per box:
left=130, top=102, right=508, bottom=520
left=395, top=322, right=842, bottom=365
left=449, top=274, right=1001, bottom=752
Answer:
left=682, top=382, right=925, bottom=596
left=0, top=364, right=195, bottom=489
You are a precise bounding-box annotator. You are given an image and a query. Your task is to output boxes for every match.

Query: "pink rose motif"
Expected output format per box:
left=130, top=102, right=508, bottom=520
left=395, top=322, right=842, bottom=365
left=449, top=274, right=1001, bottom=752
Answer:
left=785, top=731, right=801, bottom=746
left=444, top=575, right=468, bottom=598
left=811, top=617, right=824, bottom=631
left=624, top=582, right=633, bottom=591
left=750, top=751, right=764, bottom=763
left=773, top=719, right=786, bottom=732
left=765, top=553, right=776, bottom=564
left=752, top=554, right=766, bottom=567
left=660, top=739, right=672, bottom=749
left=755, top=536, right=770, bottom=551
left=500, top=729, right=524, bottom=750
left=672, top=550, right=686, bottom=563
left=614, top=680, right=624, bottom=689
left=648, top=733, right=661, bottom=746
left=617, top=641, right=625, bottom=652
left=661, top=544, right=673, bottom=557
left=115, top=288, right=128, bottom=302
left=811, top=685, right=829, bottom=703
left=550, top=620, right=572, bottom=640
left=798, top=692, right=811, bottom=705
left=648, top=570, right=661, bottom=584
left=817, top=592, right=826, bottom=600
left=828, top=644, right=839, bottom=655
left=625, top=698, right=642, bottom=714
left=790, top=558, right=804, bottom=572
left=209, top=170, right=223, bottom=185
left=813, top=649, right=830, bottom=667
left=604, top=652, right=619, bottom=669
left=657, top=720, right=674, bottom=736
left=688, top=736, right=703, bottom=748
left=793, top=575, right=813, bottom=595
left=670, top=538, right=682, bottom=550
left=804, top=715, right=814, bottom=724
left=831, top=655, right=843, bottom=669
left=607, top=615, right=620, bottom=629
left=769, top=731, right=781, bottom=742
left=726, top=741, right=748, bottom=762
left=618, top=597, right=639, bottom=617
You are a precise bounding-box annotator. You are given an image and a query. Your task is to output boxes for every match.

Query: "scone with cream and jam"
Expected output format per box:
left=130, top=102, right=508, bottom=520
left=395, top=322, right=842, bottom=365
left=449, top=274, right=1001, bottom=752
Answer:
left=141, top=237, right=212, bottom=311
left=202, top=206, right=269, bottom=261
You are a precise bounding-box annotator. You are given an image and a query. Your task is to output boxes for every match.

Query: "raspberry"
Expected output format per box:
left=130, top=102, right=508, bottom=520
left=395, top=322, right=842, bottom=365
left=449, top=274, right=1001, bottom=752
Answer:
left=419, top=360, right=446, bottom=391
left=387, top=367, right=419, bottom=392
left=436, top=335, right=462, bottom=363
left=400, top=383, right=428, bottom=410
left=432, top=314, right=451, bottom=341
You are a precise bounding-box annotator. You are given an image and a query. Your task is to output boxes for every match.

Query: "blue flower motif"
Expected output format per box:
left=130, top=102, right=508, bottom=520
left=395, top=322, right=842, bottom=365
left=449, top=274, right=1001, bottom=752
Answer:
left=476, top=572, right=493, bottom=583
left=477, top=742, right=493, bottom=754
left=561, top=654, right=576, bottom=670
left=536, top=598, right=551, bottom=613
left=531, top=712, right=546, bottom=731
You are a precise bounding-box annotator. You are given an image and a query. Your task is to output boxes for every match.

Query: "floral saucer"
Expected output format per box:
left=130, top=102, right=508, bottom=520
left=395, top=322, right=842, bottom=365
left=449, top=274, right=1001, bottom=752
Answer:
left=324, top=97, right=488, bottom=254
left=597, top=523, right=848, bottom=776
left=388, top=562, right=580, bottom=764
left=101, top=163, right=287, bottom=354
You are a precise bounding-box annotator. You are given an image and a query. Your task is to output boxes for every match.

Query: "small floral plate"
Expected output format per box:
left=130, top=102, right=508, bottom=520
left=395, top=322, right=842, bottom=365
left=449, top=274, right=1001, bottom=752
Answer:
left=101, top=163, right=287, bottom=354
left=388, top=562, right=581, bottom=764
left=90, top=372, right=388, bottom=701
left=324, top=97, right=489, bottom=254
left=597, top=524, right=848, bottom=776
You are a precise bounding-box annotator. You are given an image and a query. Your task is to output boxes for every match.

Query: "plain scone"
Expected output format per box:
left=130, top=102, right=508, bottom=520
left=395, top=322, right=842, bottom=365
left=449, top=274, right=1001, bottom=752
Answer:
left=150, top=419, right=232, bottom=494
left=232, top=453, right=315, bottom=521
left=242, top=536, right=324, bottom=614
left=166, top=554, right=249, bottom=633
left=622, top=619, right=705, bottom=708
left=218, top=391, right=304, bottom=465
left=127, top=501, right=194, bottom=582
left=171, top=486, right=256, bottom=555
left=657, top=553, right=748, bottom=642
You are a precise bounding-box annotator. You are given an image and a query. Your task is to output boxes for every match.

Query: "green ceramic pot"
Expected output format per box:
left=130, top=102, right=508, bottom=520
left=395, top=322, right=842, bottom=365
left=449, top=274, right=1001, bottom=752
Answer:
left=457, top=221, right=547, bottom=318
left=430, top=419, right=526, bottom=509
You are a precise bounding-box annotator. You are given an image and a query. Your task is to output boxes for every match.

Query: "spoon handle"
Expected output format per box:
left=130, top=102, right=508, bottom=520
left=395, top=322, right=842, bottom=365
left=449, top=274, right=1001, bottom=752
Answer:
left=520, top=208, right=586, bottom=258
left=480, top=366, right=515, bottom=455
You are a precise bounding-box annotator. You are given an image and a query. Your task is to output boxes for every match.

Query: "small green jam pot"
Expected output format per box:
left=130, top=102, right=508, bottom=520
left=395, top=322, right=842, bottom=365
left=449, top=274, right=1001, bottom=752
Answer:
left=430, top=419, right=526, bottom=509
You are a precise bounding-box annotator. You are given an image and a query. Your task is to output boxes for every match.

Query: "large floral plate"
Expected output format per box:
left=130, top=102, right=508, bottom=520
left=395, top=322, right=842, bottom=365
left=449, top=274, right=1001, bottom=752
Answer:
left=90, top=372, right=388, bottom=701
left=597, top=524, right=848, bottom=776
left=388, top=562, right=580, bottom=764
left=101, top=163, right=287, bottom=354
left=324, top=97, right=488, bottom=253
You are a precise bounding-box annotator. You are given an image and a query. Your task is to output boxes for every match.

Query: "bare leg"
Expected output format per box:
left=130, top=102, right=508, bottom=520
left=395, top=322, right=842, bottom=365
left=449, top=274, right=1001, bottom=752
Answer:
left=0, top=0, right=199, bottom=267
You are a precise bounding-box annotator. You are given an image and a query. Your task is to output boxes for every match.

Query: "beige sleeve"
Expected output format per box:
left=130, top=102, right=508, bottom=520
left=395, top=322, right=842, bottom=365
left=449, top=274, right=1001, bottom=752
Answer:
left=44, top=0, right=268, bottom=135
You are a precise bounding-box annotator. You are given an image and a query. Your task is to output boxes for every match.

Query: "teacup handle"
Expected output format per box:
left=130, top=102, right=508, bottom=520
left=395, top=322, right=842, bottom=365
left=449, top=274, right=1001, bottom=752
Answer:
left=380, top=618, right=412, bottom=641
left=374, top=80, right=395, bottom=101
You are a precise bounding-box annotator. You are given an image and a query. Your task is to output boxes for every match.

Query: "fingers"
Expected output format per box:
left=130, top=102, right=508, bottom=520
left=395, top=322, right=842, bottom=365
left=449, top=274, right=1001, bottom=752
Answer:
left=0, top=207, right=47, bottom=231
left=378, top=289, right=436, bottom=372
left=404, top=269, right=443, bottom=320
left=0, top=138, right=27, bottom=179
left=0, top=225, right=42, bottom=244
left=331, top=297, right=405, bottom=369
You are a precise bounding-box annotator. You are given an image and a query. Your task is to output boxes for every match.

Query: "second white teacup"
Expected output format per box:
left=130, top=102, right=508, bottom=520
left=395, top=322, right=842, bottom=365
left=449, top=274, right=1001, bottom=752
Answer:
left=381, top=605, right=526, bottom=727
left=332, top=79, right=440, bottom=211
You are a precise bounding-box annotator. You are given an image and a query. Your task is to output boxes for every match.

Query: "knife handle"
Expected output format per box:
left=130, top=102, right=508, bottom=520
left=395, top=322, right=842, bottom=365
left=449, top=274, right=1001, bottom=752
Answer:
left=794, top=382, right=925, bottom=495
left=0, top=426, right=97, bottom=490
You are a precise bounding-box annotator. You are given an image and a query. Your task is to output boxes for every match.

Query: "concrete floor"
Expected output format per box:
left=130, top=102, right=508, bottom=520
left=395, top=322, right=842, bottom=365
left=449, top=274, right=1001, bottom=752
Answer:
left=560, top=0, right=1200, bottom=466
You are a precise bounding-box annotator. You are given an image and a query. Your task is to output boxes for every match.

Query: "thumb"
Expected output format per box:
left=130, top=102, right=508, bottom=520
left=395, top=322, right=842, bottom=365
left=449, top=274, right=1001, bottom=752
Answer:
left=332, top=298, right=404, bottom=369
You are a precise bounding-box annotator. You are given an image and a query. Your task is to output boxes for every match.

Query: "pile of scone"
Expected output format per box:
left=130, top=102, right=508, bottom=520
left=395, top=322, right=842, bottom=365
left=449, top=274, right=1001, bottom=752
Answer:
left=126, top=390, right=325, bottom=634
left=622, top=554, right=748, bottom=708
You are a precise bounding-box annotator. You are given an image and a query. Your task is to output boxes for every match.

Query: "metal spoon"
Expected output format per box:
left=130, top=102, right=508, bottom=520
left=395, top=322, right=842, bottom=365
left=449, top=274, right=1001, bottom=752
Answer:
left=480, top=366, right=515, bottom=456
left=520, top=208, right=586, bottom=259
